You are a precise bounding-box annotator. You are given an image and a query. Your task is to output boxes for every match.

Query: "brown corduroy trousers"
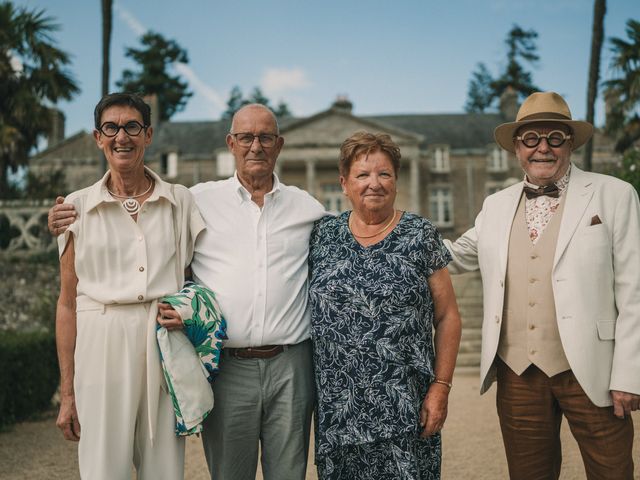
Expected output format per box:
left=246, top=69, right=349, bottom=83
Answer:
left=495, top=359, right=634, bottom=480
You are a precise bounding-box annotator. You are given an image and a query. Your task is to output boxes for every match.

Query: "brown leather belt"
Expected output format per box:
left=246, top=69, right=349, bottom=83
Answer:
left=226, top=345, right=285, bottom=359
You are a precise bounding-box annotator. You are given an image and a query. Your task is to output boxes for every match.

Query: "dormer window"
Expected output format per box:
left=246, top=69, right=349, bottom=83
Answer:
left=216, top=151, right=235, bottom=178
left=487, top=145, right=509, bottom=173
left=160, top=151, right=179, bottom=178
left=430, top=145, right=450, bottom=173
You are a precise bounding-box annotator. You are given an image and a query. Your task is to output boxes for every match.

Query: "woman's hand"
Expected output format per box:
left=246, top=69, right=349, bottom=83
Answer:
left=419, top=382, right=450, bottom=437
left=156, top=303, right=184, bottom=330
left=56, top=393, right=81, bottom=441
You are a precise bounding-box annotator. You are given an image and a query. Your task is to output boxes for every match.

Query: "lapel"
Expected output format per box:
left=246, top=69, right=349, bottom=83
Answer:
left=498, top=183, right=524, bottom=278
left=553, top=165, right=594, bottom=267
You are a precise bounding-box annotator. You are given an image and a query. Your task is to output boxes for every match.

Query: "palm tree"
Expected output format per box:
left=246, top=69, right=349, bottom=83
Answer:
left=603, top=19, right=640, bottom=153
left=100, top=0, right=112, bottom=172
left=0, top=1, right=79, bottom=195
left=583, top=0, right=606, bottom=171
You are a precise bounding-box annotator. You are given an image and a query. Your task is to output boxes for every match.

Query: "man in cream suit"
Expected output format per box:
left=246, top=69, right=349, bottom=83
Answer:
left=445, top=92, right=639, bottom=479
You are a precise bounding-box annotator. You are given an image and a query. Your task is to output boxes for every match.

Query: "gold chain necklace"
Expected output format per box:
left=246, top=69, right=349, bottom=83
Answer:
left=107, top=175, right=153, bottom=216
left=349, top=210, right=397, bottom=239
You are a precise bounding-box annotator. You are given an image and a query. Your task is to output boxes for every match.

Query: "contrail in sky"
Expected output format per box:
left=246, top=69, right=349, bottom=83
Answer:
left=114, top=3, right=226, bottom=115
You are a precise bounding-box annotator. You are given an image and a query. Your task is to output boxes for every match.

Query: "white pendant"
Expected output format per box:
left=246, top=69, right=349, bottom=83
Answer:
left=122, top=198, right=141, bottom=215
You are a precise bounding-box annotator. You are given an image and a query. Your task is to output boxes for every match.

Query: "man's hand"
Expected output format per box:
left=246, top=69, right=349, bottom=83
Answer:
left=611, top=390, right=640, bottom=419
left=419, top=383, right=450, bottom=437
left=56, top=393, right=81, bottom=441
left=157, top=303, right=184, bottom=330
left=48, top=196, right=77, bottom=236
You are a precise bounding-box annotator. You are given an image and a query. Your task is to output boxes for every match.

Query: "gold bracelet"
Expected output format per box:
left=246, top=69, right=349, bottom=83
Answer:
left=433, top=379, right=452, bottom=389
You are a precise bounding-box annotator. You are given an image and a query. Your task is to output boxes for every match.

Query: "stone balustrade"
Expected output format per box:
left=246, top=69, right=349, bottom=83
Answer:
left=0, top=200, right=56, bottom=255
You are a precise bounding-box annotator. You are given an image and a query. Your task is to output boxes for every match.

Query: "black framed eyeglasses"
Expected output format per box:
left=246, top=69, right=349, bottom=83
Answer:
left=231, top=132, right=279, bottom=148
left=515, top=130, right=572, bottom=148
left=99, top=121, right=147, bottom=137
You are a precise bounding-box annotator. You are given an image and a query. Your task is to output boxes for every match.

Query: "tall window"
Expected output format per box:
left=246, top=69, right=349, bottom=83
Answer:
left=160, top=151, right=179, bottom=178
left=429, top=185, right=453, bottom=227
left=322, top=183, right=345, bottom=213
left=430, top=146, right=450, bottom=173
left=487, top=146, right=509, bottom=172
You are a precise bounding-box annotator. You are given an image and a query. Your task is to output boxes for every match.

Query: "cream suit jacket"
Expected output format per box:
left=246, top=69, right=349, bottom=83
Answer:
left=445, top=165, right=640, bottom=406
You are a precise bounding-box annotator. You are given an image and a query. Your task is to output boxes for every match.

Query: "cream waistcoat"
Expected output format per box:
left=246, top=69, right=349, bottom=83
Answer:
left=498, top=193, right=570, bottom=377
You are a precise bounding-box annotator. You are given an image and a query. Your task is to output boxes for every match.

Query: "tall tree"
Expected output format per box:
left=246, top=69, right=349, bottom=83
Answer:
left=222, top=85, right=247, bottom=119
left=100, top=0, right=112, bottom=172
left=116, top=31, right=192, bottom=122
left=603, top=19, right=640, bottom=153
left=465, top=24, right=540, bottom=112
left=583, top=0, right=606, bottom=171
left=222, top=85, right=291, bottom=119
left=465, top=63, right=494, bottom=113
left=248, top=87, right=271, bottom=107
left=101, top=0, right=112, bottom=97
left=0, top=1, right=79, bottom=195
left=274, top=100, right=292, bottom=118
left=491, top=25, right=540, bottom=98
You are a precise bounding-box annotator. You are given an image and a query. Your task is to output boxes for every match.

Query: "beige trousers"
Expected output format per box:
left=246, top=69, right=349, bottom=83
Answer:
left=74, top=299, right=184, bottom=480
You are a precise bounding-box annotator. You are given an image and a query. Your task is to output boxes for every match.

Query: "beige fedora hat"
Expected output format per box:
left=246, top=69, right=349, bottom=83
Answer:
left=494, top=91, right=594, bottom=153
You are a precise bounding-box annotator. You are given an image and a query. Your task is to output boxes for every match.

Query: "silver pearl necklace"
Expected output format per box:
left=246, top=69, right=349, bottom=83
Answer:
left=107, top=175, right=153, bottom=216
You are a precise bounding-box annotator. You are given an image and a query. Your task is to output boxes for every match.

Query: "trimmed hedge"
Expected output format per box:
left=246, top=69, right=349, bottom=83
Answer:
left=0, top=330, right=59, bottom=429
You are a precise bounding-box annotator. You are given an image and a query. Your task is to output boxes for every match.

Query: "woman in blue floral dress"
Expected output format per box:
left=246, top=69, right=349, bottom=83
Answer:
left=309, top=131, right=462, bottom=479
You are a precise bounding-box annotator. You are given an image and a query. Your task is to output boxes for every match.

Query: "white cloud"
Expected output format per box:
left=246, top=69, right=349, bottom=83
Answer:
left=261, top=67, right=312, bottom=98
left=114, top=3, right=225, bottom=117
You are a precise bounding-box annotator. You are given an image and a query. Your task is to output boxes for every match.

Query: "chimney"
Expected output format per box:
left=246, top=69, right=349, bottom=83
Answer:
left=143, top=94, right=160, bottom=131
left=330, top=95, right=353, bottom=114
left=48, top=108, right=65, bottom=147
left=499, top=86, right=519, bottom=120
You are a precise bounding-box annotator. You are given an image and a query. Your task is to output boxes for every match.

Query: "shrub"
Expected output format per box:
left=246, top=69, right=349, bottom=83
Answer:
left=0, top=331, right=59, bottom=429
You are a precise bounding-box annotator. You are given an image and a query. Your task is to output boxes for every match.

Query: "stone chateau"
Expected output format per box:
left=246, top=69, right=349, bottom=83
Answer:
left=17, top=91, right=621, bottom=366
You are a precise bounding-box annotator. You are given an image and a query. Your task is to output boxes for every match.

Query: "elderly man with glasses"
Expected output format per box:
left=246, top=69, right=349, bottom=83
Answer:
left=48, top=103, right=326, bottom=480
left=189, top=103, right=325, bottom=480
left=445, top=92, right=639, bottom=479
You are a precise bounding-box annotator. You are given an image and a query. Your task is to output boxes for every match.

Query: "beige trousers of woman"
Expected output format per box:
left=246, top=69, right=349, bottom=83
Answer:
left=74, top=298, right=184, bottom=480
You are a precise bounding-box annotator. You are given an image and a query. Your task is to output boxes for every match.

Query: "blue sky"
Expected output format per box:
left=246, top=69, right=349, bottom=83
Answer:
left=12, top=0, right=640, bottom=137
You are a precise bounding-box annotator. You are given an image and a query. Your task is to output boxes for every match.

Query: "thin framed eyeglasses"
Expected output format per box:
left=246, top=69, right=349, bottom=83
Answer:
left=231, top=132, right=279, bottom=148
left=99, top=121, right=147, bottom=137
left=515, top=130, right=572, bottom=148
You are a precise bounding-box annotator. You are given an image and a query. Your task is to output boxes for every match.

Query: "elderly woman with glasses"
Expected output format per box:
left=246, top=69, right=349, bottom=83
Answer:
left=55, top=93, right=205, bottom=479
left=309, top=131, right=462, bottom=480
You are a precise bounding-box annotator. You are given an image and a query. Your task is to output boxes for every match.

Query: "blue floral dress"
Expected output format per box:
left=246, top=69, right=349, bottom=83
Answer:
left=309, top=211, right=452, bottom=480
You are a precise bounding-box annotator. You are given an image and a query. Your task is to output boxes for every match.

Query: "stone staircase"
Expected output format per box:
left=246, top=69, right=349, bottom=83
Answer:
left=450, top=271, right=483, bottom=369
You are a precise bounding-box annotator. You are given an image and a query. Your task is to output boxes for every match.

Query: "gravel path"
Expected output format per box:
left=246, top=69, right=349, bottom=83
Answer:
left=0, top=371, right=637, bottom=479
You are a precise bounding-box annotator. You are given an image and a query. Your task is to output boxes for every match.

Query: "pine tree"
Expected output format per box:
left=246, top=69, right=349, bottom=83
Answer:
left=116, top=31, right=192, bottom=122
left=464, top=24, right=541, bottom=112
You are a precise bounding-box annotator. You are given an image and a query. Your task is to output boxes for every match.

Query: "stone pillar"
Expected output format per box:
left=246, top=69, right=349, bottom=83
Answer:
left=409, top=157, right=420, bottom=214
left=306, top=159, right=317, bottom=197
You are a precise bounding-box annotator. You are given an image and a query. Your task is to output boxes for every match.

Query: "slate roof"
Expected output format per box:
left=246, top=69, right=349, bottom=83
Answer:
left=364, top=113, right=507, bottom=151
left=33, top=109, right=509, bottom=161
left=144, top=116, right=300, bottom=158
left=142, top=112, right=505, bottom=157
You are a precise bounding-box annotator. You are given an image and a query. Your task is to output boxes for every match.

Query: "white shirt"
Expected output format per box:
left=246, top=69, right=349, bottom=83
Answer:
left=190, top=172, right=326, bottom=348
